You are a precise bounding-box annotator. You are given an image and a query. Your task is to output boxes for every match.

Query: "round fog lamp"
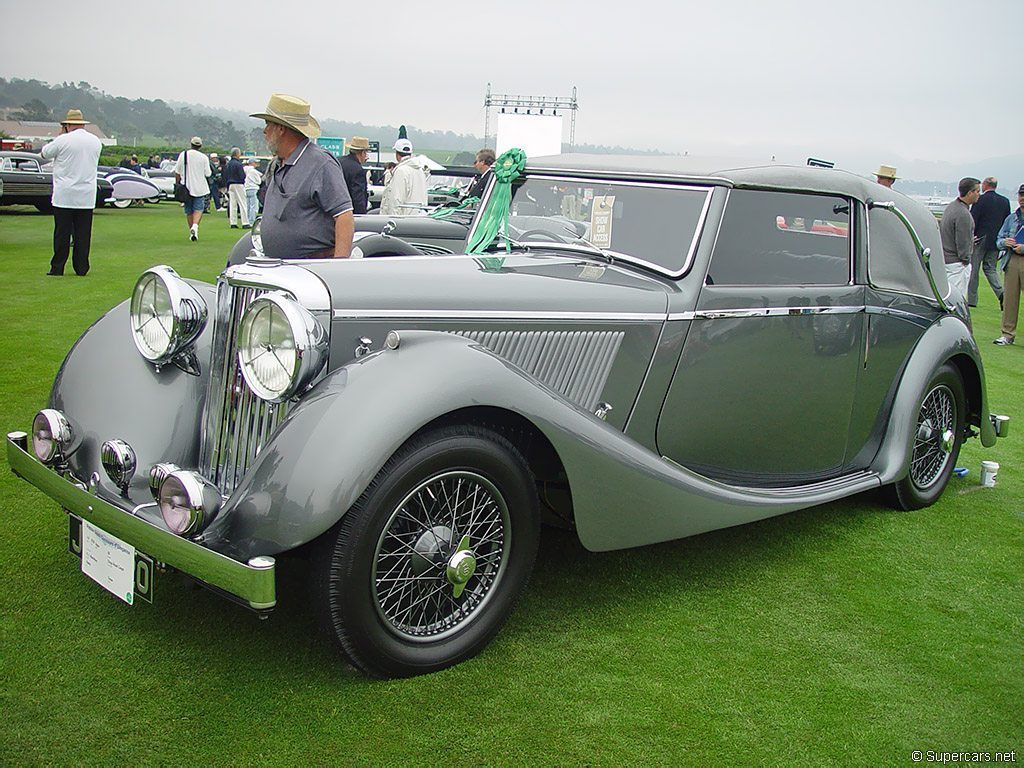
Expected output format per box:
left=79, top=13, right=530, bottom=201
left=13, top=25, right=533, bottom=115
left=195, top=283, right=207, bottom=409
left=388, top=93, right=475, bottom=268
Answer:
left=158, top=470, right=221, bottom=537
left=32, top=409, right=73, bottom=465
left=149, top=462, right=181, bottom=501
left=101, top=439, right=137, bottom=491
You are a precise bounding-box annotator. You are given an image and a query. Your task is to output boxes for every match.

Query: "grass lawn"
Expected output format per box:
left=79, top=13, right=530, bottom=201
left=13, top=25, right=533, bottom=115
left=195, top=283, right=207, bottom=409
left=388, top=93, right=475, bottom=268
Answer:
left=0, top=203, right=1021, bottom=765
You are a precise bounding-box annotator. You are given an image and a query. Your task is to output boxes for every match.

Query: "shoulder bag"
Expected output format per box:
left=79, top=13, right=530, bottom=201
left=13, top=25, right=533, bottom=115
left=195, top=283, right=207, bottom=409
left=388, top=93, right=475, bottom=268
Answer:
left=173, top=149, right=191, bottom=203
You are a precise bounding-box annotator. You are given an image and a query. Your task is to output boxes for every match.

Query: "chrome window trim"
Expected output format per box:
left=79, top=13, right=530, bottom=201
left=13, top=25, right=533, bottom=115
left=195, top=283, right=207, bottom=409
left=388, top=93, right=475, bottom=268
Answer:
left=668, top=305, right=866, bottom=321
left=465, top=173, right=716, bottom=280
left=332, top=309, right=665, bottom=322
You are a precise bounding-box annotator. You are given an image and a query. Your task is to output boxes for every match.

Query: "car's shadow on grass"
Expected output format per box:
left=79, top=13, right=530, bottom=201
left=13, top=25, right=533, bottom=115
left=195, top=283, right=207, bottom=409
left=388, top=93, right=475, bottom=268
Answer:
left=110, top=487, right=898, bottom=685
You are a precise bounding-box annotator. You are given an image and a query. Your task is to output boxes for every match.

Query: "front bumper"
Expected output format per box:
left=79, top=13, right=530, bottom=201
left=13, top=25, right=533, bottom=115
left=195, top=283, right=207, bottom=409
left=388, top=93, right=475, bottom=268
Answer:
left=6, top=432, right=276, bottom=611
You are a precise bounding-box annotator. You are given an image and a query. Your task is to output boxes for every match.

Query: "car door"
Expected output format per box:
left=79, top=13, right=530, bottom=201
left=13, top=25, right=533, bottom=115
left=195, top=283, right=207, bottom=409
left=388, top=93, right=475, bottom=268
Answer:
left=656, top=188, right=864, bottom=485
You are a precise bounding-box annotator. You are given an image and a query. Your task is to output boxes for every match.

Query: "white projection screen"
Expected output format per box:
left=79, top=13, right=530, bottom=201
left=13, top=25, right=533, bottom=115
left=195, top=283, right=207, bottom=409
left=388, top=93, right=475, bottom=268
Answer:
left=495, top=114, right=563, bottom=157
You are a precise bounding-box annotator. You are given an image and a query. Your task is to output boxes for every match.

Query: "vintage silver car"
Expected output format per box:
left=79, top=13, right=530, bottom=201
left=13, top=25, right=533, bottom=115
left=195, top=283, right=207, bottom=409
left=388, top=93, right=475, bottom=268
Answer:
left=7, top=155, right=1008, bottom=678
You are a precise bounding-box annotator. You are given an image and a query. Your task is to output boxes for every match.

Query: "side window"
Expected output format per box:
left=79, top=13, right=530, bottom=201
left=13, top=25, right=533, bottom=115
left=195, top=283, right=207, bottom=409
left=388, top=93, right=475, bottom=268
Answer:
left=708, top=190, right=851, bottom=285
left=867, top=207, right=935, bottom=297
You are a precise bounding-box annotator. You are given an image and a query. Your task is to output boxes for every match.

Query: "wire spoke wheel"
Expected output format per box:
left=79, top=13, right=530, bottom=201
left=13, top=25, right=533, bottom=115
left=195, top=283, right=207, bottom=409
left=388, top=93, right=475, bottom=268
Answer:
left=373, top=471, right=510, bottom=641
left=909, top=383, right=956, bottom=491
left=316, top=425, right=540, bottom=677
left=887, top=363, right=966, bottom=512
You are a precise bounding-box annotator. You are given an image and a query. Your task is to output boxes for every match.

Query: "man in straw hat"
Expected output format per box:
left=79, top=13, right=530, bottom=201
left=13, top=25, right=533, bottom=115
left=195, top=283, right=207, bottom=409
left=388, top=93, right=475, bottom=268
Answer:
left=341, top=136, right=371, bottom=215
left=873, top=164, right=898, bottom=189
left=40, top=109, right=102, bottom=276
left=251, top=93, right=353, bottom=258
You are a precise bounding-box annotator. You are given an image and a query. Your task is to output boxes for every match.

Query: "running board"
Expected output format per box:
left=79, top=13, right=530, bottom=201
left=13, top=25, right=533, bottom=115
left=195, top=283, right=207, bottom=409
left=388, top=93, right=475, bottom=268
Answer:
left=718, top=470, right=881, bottom=500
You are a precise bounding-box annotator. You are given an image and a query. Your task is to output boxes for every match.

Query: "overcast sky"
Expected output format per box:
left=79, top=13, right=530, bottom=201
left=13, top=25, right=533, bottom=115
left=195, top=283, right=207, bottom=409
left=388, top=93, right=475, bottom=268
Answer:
left=3, top=0, right=1017, bottom=174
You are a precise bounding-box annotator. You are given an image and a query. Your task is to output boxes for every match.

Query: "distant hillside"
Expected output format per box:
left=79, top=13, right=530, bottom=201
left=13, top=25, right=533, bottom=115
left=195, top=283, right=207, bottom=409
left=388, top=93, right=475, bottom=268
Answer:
left=0, top=78, right=667, bottom=157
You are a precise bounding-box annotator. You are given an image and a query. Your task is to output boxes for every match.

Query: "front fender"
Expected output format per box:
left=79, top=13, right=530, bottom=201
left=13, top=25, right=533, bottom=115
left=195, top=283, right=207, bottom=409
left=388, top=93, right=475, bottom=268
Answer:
left=870, top=314, right=994, bottom=484
left=204, top=330, right=585, bottom=558
left=49, top=287, right=216, bottom=502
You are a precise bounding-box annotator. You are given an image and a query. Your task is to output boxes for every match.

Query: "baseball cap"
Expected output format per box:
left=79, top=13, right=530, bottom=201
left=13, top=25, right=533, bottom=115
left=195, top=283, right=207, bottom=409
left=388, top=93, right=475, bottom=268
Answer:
left=1018, top=184, right=1024, bottom=195
left=393, top=138, right=413, bottom=154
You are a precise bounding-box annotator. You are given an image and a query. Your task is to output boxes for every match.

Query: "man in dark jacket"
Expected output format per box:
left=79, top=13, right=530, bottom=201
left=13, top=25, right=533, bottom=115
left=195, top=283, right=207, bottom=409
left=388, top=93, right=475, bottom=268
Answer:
left=970, top=176, right=1012, bottom=308
left=340, top=136, right=370, bottom=214
left=465, top=148, right=495, bottom=200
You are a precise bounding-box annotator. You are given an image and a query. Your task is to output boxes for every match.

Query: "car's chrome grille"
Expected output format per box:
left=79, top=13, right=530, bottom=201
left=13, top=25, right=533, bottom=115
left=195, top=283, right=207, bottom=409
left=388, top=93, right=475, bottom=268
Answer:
left=454, top=330, right=623, bottom=411
left=200, top=280, right=290, bottom=495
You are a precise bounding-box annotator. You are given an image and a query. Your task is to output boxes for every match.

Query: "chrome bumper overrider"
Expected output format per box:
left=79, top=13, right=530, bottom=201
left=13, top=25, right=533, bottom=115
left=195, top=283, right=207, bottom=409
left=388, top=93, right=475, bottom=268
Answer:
left=6, top=432, right=276, bottom=611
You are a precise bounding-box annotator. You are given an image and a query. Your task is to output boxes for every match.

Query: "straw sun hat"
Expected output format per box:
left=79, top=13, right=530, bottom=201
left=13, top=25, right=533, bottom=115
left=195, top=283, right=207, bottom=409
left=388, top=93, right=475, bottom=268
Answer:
left=251, top=94, right=321, bottom=139
left=60, top=108, right=89, bottom=125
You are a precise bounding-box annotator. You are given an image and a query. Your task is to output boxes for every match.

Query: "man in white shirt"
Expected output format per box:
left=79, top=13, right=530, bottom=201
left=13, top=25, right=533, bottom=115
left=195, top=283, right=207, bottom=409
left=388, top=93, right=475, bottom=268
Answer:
left=40, top=108, right=101, bottom=276
left=379, top=138, right=428, bottom=216
left=174, top=136, right=213, bottom=241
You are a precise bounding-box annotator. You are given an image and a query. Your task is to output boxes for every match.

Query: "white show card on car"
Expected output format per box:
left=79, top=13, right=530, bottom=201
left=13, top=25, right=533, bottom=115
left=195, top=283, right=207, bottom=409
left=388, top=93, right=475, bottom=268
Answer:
left=81, top=521, right=136, bottom=604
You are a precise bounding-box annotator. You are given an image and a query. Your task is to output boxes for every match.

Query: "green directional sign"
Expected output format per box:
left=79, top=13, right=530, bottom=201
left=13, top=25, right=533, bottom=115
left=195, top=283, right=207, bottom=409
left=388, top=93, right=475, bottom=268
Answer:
left=316, top=136, right=346, bottom=158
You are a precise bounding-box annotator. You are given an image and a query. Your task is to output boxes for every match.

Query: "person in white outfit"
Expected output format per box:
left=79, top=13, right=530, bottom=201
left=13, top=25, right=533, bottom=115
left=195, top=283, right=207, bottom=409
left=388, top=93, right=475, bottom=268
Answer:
left=174, top=136, right=213, bottom=241
left=40, top=108, right=101, bottom=275
left=243, top=158, right=263, bottom=227
left=379, top=138, right=428, bottom=216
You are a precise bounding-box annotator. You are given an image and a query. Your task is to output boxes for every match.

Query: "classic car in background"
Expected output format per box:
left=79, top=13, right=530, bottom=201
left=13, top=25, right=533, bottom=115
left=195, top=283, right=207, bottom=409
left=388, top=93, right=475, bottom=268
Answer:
left=0, top=151, right=113, bottom=211
left=8, top=154, right=1008, bottom=678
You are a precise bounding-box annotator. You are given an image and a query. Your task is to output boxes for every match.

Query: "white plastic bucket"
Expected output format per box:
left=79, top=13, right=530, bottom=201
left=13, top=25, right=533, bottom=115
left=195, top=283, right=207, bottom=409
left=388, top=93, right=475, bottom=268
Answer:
left=980, top=460, right=1000, bottom=487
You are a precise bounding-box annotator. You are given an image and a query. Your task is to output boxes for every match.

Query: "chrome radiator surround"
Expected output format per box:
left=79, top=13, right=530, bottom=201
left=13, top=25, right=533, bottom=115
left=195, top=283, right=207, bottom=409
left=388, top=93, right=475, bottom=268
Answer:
left=200, top=264, right=331, bottom=496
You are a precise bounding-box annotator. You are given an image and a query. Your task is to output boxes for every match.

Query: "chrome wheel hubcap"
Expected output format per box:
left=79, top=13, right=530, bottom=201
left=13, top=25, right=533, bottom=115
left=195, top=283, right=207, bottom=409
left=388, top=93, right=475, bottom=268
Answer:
left=910, top=384, right=956, bottom=490
left=373, top=471, right=510, bottom=641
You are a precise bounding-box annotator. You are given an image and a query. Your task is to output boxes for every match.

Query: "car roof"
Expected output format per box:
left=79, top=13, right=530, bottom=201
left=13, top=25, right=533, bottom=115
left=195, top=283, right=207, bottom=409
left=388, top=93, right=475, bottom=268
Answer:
left=526, top=153, right=897, bottom=203
left=0, top=151, right=44, bottom=161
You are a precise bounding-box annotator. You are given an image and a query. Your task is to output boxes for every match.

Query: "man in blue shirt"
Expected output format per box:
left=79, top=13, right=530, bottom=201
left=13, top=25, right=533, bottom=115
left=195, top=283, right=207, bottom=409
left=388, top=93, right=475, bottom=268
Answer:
left=993, top=184, right=1024, bottom=345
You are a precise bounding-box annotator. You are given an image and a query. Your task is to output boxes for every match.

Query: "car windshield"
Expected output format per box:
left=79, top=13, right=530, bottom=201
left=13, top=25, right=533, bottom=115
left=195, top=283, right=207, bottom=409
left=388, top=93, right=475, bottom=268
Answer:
left=498, top=175, right=713, bottom=276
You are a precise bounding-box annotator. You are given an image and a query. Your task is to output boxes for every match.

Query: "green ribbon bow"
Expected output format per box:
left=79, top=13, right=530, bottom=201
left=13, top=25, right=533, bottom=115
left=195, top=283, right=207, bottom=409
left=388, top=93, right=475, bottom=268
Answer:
left=466, top=148, right=527, bottom=254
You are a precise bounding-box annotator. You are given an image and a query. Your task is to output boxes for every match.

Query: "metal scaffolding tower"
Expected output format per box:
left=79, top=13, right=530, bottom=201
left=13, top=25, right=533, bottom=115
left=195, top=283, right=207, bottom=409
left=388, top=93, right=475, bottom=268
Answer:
left=483, top=84, right=579, bottom=150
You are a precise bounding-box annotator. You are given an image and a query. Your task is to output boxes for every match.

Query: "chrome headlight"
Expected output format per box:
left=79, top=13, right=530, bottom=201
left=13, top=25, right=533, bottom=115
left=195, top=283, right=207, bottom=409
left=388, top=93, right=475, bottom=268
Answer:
left=129, top=266, right=208, bottom=364
left=158, top=470, right=221, bottom=536
left=237, top=292, right=328, bottom=402
left=32, top=409, right=74, bottom=465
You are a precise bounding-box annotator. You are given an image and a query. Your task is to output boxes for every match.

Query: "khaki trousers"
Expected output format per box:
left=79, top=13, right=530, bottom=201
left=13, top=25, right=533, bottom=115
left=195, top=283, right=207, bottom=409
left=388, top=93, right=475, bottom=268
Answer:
left=1000, top=253, right=1024, bottom=341
left=228, top=184, right=249, bottom=227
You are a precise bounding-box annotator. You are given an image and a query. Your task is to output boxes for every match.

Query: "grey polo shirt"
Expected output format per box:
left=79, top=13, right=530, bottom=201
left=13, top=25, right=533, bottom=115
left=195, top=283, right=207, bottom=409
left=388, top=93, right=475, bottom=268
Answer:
left=939, top=198, right=974, bottom=265
left=261, top=139, right=353, bottom=259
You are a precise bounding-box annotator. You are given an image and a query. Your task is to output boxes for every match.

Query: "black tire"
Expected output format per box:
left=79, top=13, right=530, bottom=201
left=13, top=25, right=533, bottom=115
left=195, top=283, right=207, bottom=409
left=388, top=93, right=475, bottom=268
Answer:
left=314, top=424, right=540, bottom=678
left=888, top=363, right=966, bottom=510
left=34, top=201, right=52, bottom=213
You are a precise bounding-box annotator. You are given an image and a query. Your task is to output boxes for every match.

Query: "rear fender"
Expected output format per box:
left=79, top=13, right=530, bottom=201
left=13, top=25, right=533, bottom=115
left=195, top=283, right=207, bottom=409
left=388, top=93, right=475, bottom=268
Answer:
left=870, top=314, right=994, bottom=484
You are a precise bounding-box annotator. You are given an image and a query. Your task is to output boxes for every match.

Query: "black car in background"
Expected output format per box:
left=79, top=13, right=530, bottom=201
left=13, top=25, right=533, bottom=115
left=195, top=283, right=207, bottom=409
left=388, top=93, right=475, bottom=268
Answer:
left=0, top=151, right=113, bottom=212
